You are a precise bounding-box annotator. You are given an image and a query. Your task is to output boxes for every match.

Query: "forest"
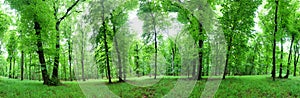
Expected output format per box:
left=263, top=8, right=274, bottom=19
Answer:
left=0, top=0, right=300, bottom=97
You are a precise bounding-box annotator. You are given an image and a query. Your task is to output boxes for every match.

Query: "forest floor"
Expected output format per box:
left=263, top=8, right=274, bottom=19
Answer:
left=0, top=75, right=300, bottom=98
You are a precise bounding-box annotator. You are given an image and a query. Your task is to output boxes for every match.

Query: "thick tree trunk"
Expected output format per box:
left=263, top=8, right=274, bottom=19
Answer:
left=34, top=21, right=51, bottom=85
left=197, top=21, right=204, bottom=80
left=272, top=0, right=278, bottom=81
left=52, top=22, right=60, bottom=84
left=284, top=35, right=295, bottom=78
left=21, top=51, right=24, bottom=80
left=197, top=39, right=204, bottom=80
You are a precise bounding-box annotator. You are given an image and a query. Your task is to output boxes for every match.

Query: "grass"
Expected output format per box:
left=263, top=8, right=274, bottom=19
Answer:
left=1, top=75, right=300, bottom=98
left=0, top=77, right=85, bottom=98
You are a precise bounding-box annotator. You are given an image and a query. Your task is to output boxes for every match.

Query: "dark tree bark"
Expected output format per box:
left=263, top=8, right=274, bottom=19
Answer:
left=52, top=0, right=80, bottom=84
left=197, top=39, right=204, bottom=80
left=34, top=21, right=51, bottom=85
left=284, top=35, right=295, bottom=78
left=103, top=21, right=112, bottom=83
left=52, top=22, right=60, bottom=83
left=99, top=0, right=112, bottom=83
left=21, top=51, right=24, bottom=80
left=272, top=0, right=279, bottom=81
left=197, top=21, right=204, bottom=80
left=154, top=31, right=158, bottom=79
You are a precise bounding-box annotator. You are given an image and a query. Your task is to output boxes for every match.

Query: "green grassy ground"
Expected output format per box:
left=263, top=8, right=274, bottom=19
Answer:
left=0, top=75, right=299, bottom=98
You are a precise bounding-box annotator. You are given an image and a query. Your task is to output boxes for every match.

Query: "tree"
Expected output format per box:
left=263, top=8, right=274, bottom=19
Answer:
left=220, top=0, right=261, bottom=79
left=5, top=0, right=82, bottom=85
left=89, top=0, right=117, bottom=83
left=293, top=41, right=300, bottom=76
left=138, top=0, right=170, bottom=79
left=283, top=0, right=299, bottom=78
left=110, top=0, right=138, bottom=82
left=52, top=0, right=81, bottom=84
left=5, top=31, right=17, bottom=78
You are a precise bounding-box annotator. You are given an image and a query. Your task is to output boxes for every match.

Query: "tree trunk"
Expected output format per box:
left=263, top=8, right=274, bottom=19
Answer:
left=206, top=55, right=209, bottom=76
left=52, top=22, right=61, bottom=84
left=223, top=36, right=232, bottom=79
left=12, top=57, right=15, bottom=78
left=68, top=39, right=72, bottom=81
left=29, top=53, right=32, bottom=80
left=63, top=55, right=67, bottom=81
left=103, top=21, right=112, bottom=83
left=21, top=51, right=24, bottom=80
left=9, top=56, right=12, bottom=78
left=171, top=46, right=175, bottom=76
left=279, top=37, right=283, bottom=78
left=154, top=24, right=158, bottom=79
left=111, top=13, right=124, bottom=82
left=115, top=37, right=123, bottom=82
left=135, top=44, right=140, bottom=77
left=34, top=21, right=51, bottom=85
left=272, top=0, right=279, bottom=81
left=293, top=43, right=299, bottom=76
left=197, top=39, right=204, bottom=80
left=284, top=35, right=295, bottom=78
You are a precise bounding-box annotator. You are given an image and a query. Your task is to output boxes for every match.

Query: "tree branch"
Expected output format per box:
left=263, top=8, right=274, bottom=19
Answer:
left=58, top=0, right=80, bottom=23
